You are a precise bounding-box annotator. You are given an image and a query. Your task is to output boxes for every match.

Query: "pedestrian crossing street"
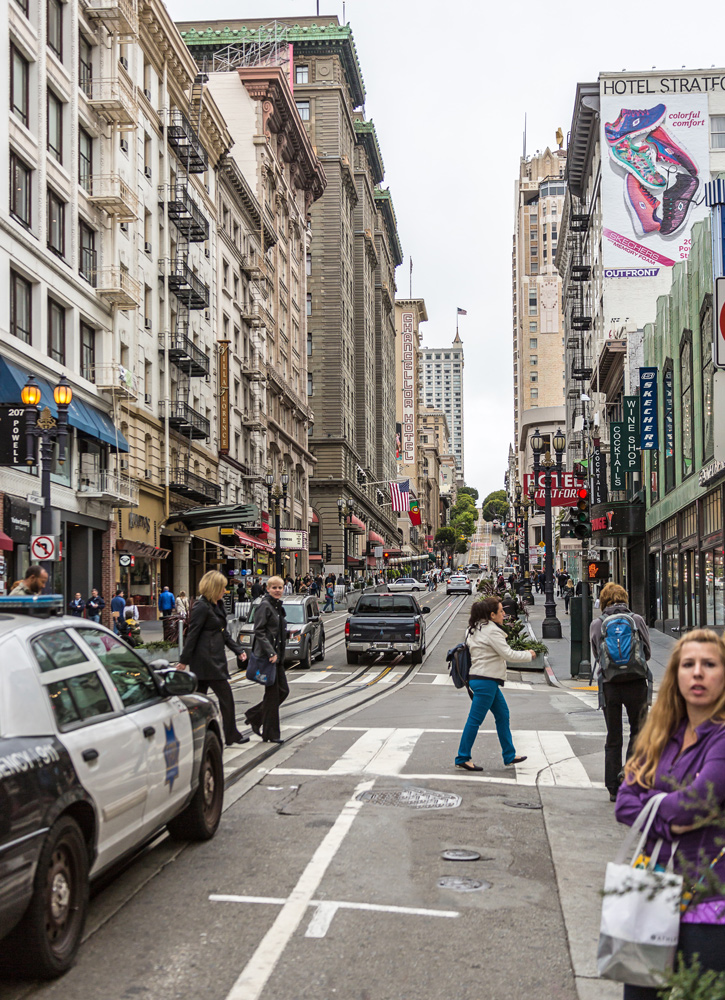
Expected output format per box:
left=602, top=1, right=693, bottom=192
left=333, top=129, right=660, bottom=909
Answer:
left=285, top=670, right=535, bottom=690
left=223, top=725, right=607, bottom=790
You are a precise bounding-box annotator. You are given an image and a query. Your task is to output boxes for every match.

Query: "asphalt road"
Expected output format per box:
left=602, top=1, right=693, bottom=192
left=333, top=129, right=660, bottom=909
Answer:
left=0, top=589, right=624, bottom=1000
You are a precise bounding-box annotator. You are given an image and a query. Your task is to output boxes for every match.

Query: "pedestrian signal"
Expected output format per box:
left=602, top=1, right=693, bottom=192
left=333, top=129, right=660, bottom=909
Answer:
left=587, top=560, right=610, bottom=581
left=573, top=486, right=592, bottom=539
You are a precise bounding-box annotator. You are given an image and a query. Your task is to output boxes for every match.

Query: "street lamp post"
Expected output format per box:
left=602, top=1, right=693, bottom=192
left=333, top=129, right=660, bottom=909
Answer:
left=21, top=375, right=73, bottom=589
left=531, top=427, right=565, bottom=639
left=522, top=479, right=536, bottom=606
left=265, top=470, right=289, bottom=577
left=337, top=496, right=355, bottom=588
left=513, top=481, right=534, bottom=606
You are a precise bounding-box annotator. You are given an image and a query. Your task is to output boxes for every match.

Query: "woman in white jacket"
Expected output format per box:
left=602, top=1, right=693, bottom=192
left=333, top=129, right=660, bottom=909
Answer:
left=455, top=597, right=536, bottom=771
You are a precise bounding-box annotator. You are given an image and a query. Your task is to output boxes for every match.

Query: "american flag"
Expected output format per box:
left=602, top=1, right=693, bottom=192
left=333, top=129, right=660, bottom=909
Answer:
left=389, top=479, right=410, bottom=513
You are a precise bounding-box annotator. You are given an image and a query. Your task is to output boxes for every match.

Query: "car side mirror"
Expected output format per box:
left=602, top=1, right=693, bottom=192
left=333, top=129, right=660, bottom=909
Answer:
left=156, top=667, right=198, bottom=695
left=421, top=606, right=431, bottom=614
left=310, top=615, right=320, bottom=622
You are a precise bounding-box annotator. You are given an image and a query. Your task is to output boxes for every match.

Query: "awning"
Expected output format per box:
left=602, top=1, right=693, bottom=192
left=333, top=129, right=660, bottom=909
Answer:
left=310, top=510, right=319, bottom=524
left=233, top=528, right=275, bottom=554
left=309, top=553, right=322, bottom=562
left=0, top=531, right=13, bottom=551
left=0, top=357, right=129, bottom=451
left=348, top=515, right=366, bottom=535
left=191, top=534, right=241, bottom=559
left=367, top=529, right=384, bottom=545
left=366, top=555, right=377, bottom=567
left=165, top=503, right=260, bottom=530
left=118, top=540, right=171, bottom=559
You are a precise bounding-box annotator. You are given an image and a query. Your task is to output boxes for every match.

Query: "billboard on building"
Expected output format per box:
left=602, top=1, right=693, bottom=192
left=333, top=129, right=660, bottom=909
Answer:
left=400, top=313, right=416, bottom=468
left=600, top=79, right=709, bottom=280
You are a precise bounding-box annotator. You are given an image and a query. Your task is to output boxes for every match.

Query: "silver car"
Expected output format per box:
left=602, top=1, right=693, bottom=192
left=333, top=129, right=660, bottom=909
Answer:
left=236, top=595, right=325, bottom=669
left=386, top=577, right=425, bottom=593
left=446, top=574, right=472, bottom=595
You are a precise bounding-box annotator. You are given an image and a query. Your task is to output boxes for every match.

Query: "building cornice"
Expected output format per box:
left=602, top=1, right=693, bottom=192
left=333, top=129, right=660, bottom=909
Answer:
left=374, top=187, right=403, bottom=267
left=354, top=119, right=384, bottom=186
left=218, top=157, right=278, bottom=247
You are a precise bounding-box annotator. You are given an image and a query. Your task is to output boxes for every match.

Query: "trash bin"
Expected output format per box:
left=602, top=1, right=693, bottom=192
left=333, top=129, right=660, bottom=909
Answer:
left=569, top=595, right=593, bottom=677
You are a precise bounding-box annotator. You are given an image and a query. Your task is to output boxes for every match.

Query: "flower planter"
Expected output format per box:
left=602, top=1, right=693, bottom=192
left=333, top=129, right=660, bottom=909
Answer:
left=508, top=652, right=545, bottom=672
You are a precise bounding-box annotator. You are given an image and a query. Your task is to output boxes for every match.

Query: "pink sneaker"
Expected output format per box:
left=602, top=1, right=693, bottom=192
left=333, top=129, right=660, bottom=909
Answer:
left=625, top=174, right=662, bottom=236
left=647, top=126, right=698, bottom=177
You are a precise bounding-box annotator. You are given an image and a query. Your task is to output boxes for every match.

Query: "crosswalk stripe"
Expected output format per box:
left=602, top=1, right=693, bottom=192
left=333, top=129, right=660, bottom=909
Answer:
left=328, top=728, right=396, bottom=774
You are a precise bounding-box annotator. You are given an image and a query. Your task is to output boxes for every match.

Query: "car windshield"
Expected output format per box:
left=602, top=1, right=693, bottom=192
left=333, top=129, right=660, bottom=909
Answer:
left=246, top=600, right=306, bottom=624
left=356, top=596, right=418, bottom=615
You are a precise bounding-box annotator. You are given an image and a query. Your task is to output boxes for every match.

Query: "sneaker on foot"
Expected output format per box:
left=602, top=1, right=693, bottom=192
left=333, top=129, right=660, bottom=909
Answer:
left=605, top=103, right=666, bottom=143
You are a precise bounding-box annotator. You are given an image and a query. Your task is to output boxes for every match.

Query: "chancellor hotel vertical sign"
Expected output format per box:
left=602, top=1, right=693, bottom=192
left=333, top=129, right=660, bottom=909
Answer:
left=401, top=312, right=416, bottom=468
left=218, top=340, right=230, bottom=455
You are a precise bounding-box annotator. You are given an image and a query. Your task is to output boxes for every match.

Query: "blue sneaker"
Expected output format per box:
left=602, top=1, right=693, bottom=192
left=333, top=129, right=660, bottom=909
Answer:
left=605, top=103, right=666, bottom=143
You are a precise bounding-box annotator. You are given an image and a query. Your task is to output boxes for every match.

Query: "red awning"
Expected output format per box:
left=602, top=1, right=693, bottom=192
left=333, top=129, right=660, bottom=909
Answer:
left=366, top=555, right=377, bottom=567
left=348, top=515, right=366, bottom=535
left=233, top=529, right=275, bottom=554
left=309, top=553, right=322, bottom=562
left=346, top=556, right=365, bottom=567
left=0, top=532, right=13, bottom=551
left=367, top=529, right=384, bottom=545
left=310, top=510, right=319, bottom=524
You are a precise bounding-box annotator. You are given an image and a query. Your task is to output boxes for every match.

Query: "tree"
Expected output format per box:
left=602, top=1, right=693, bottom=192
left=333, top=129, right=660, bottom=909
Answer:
left=481, top=489, right=509, bottom=522
left=455, top=539, right=469, bottom=554
left=457, top=486, right=479, bottom=503
left=452, top=511, right=476, bottom=538
left=435, top=527, right=456, bottom=546
left=451, top=493, right=477, bottom=520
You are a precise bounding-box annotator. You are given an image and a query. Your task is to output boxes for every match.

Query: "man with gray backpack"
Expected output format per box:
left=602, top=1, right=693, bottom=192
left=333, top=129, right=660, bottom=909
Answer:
left=590, top=582, right=652, bottom=802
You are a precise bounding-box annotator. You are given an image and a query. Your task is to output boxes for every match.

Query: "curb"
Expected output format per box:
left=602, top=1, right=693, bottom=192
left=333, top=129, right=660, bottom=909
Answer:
left=543, top=654, right=564, bottom=688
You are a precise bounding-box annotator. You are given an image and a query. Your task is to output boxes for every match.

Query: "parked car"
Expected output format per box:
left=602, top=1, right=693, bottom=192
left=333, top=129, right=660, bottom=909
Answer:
left=386, top=577, right=424, bottom=592
left=345, top=593, right=430, bottom=664
left=0, top=596, right=224, bottom=978
left=236, top=595, right=325, bottom=669
left=446, top=574, right=473, bottom=595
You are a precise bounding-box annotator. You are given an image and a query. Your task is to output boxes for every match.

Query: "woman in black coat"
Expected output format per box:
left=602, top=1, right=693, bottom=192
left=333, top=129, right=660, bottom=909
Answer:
left=178, top=571, right=249, bottom=747
left=245, top=576, right=289, bottom=743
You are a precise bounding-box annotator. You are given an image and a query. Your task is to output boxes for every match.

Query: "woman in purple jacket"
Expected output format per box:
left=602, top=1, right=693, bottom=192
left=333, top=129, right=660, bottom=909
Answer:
left=615, top=629, right=725, bottom=999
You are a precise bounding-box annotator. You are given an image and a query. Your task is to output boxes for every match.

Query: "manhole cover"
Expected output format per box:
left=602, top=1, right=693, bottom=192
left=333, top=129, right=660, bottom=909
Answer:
left=441, top=849, right=481, bottom=862
left=357, top=787, right=461, bottom=810
left=504, top=801, right=543, bottom=810
left=437, top=876, right=491, bottom=892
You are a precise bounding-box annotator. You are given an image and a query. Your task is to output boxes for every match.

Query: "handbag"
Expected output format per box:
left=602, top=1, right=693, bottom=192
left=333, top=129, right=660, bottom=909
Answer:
left=598, top=792, right=682, bottom=987
left=245, top=632, right=277, bottom=687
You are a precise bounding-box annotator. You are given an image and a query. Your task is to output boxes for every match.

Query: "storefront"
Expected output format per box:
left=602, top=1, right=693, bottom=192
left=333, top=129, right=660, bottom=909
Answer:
left=116, top=493, right=169, bottom=618
left=646, top=476, right=724, bottom=635
left=1, top=494, right=31, bottom=593
left=590, top=501, right=647, bottom=614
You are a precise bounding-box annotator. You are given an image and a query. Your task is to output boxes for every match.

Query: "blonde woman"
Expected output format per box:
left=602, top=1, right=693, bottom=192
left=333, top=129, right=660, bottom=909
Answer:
left=178, top=571, right=248, bottom=747
left=245, top=575, right=288, bottom=743
left=616, top=631, right=725, bottom=999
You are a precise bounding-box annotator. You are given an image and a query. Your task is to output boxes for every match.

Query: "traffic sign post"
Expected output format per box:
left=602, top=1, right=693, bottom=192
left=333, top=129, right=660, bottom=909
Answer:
left=30, top=535, right=59, bottom=562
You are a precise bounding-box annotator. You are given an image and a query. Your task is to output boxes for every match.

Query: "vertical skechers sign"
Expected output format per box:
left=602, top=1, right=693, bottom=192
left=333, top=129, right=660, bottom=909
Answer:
left=401, top=313, right=416, bottom=467
left=639, top=367, right=659, bottom=449
left=663, top=367, right=675, bottom=458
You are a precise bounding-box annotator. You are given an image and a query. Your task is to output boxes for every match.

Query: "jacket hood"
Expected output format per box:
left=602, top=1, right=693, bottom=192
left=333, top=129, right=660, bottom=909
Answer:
left=602, top=603, right=632, bottom=617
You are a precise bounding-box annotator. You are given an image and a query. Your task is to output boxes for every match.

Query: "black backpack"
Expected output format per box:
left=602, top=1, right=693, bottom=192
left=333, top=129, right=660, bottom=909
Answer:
left=446, top=639, right=472, bottom=692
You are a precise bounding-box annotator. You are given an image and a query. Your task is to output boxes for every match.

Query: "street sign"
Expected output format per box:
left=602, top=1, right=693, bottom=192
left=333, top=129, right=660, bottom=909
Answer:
left=538, top=540, right=546, bottom=548
left=30, top=535, right=59, bottom=562
left=523, top=472, right=583, bottom=509
left=716, top=276, right=725, bottom=367
left=0, top=406, right=26, bottom=467
left=279, top=529, right=308, bottom=551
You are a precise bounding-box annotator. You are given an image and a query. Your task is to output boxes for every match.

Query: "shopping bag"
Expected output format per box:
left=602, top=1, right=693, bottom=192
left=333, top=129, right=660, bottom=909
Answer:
left=245, top=652, right=277, bottom=687
left=598, top=792, right=682, bottom=987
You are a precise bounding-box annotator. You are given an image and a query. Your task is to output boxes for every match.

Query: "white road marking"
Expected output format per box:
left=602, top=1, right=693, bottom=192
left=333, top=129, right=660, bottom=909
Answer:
left=268, top=768, right=606, bottom=788
left=210, top=894, right=459, bottom=940
left=537, top=731, right=593, bottom=787
left=223, top=777, right=374, bottom=1000
left=328, top=728, right=394, bottom=774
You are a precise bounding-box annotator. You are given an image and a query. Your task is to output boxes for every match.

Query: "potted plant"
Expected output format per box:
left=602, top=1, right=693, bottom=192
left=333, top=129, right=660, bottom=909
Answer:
left=502, top=615, right=548, bottom=671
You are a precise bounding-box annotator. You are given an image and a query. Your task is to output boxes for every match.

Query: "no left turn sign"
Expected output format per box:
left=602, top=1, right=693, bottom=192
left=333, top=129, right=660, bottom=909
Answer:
left=716, top=276, right=725, bottom=368
left=30, top=535, right=58, bottom=561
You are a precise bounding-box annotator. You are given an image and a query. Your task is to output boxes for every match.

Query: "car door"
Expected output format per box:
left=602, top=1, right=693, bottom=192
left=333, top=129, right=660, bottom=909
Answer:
left=76, top=629, right=193, bottom=836
left=307, top=599, right=321, bottom=652
left=30, top=629, right=149, bottom=875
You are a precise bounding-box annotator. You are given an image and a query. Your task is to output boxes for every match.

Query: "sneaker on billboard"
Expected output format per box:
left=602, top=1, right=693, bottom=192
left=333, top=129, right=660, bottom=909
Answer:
left=659, top=173, right=699, bottom=236
left=610, top=136, right=667, bottom=189
left=625, top=174, right=662, bottom=236
left=605, top=103, right=666, bottom=143
left=647, top=126, right=698, bottom=176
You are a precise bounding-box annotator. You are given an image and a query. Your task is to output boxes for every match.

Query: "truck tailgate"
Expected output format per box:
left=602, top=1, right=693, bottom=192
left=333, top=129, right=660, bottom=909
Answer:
left=348, top=616, right=418, bottom=644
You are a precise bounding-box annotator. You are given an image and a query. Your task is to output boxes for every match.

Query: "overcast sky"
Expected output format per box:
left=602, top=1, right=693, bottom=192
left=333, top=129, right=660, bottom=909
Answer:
left=168, top=0, right=724, bottom=501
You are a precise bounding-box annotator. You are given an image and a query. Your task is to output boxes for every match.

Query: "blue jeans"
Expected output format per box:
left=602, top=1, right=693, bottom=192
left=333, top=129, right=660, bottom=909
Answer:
left=455, top=677, right=516, bottom=765
left=323, top=597, right=334, bottom=613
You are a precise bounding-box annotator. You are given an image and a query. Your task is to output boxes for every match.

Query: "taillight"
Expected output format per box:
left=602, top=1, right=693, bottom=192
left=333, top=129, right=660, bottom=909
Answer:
left=414, top=622, right=420, bottom=638
left=345, top=621, right=350, bottom=638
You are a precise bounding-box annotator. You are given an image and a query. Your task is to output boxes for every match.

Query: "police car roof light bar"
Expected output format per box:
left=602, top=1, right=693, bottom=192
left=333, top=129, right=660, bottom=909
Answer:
left=0, top=595, right=65, bottom=616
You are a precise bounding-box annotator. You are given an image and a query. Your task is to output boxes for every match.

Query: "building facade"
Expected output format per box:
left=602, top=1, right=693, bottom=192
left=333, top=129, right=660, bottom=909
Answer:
left=420, top=333, right=465, bottom=483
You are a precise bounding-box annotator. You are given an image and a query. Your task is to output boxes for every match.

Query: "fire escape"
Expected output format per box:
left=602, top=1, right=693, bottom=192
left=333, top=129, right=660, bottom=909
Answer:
left=565, top=209, right=593, bottom=458
left=159, top=72, right=219, bottom=505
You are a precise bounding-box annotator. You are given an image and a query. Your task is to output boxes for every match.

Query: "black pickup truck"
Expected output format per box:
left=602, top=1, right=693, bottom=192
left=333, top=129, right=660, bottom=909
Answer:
left=344, top=593, right=430, bottom=665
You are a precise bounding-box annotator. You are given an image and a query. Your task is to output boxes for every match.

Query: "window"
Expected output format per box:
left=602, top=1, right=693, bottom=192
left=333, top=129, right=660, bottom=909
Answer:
left=79, top=220, right=95, bottom=283
left=48, top=298, right=65, bottom=363
left=703, top=489, right=722, bottom=538
left=296, top=100, right=310, bottom=121
left=10, top=152, right=32, bottom=227
left=79, top=127, right=92, bottom=192
left=295, top=65, right=309, bottom=84
left=306, top=252, right=311, bottom=276
left=649, top=448, right=659, bottom=504
left=530, top=355, right=538, bottom=365
left=680, top=335, right=693, bottom=479
left=530, top=373, right=538, bottom=382
left=528, top=290, right=537, bottom=315
left=14, top=0, right=29, bottom=16
left=10, top=272, right=32, bottom=344
left=704, top=550, right=725, bottom=626
left=45, top=672, right=113, bottom=729
left=530, top=322, right=537, bottom=332
left=306, top=292, right=312, bottom=316
left=47, top=189, right=65, bottom=256
left=32, top=631, right=88, bottom=672
left=79, top=630, right=159, bottom=707
left=80, top=321, right=95, bottom=380
left=531, top=388, right=539, bottom=399
left=11, top=46, right=29, bottom=126
left=307, top=373, right=313, bottom=396
left=307, top=332, right=312, bottom=356
left=79, top=34, right=92, bottom=95
left=47, top=0, right=63, bottom=59
left=711, top=115, right=725, bottom=149
left=47, top=90, right=63, bottom=162
left=701, top=300, right=715, bottom=461
left=529, top=338, right=538, bottom=349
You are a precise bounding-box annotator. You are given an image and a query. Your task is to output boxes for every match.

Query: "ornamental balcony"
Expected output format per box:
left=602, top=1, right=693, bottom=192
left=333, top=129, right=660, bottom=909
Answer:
left=161, top=399, right=210, bottom=440
left=85, top=77, right=137, bottom=128
left=78, top=470, right=139, bottom=507
left=165, top=110, right=208, bottom=174
left=82, top=0, right=138, bottom=34
left=241, top=251, right=265, bottom=277
left=169, top=467, right=221, bottom=504
left=165, top=333, right=209, bottom=377
left=92, top=362, right=139, bottom=399
left=88, top=174, right=139, bottom=221
left=160, top=259, right=209, bottom=309
left=93, top=268, right=141, bottom=309
left=160, top=184, right=208, bottom=242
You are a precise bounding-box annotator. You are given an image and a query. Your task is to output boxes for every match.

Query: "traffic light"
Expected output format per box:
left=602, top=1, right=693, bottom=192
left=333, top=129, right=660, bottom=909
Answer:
left=573, top=486, right=592, bottom=539
left=587, top=560, right=610, bottom=581
left=325, top=544, right=332, bottom=562
left=560, top=511, right=577, bottom=539
left=376, top=489, right=384, bottom=506
left=357, top=468, right=366, bottom=486
left=383, top=551, right=390, bottom=564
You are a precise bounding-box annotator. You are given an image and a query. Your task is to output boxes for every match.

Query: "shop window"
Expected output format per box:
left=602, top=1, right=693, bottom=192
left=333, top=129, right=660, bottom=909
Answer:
left=681, top=504, right=697, bottom=539
left=680, top=335, right=693, bottom=479
left=665, top=552, right=679, bottom=621
left=704, top=550, right=725, bottom=627
left=703, top=490, right=722, bottom=538
left=663, top=515, right=678, bottom=542
left=650, top=549, right=662, bottom=622
left=701, top=299, right=715, bottom=461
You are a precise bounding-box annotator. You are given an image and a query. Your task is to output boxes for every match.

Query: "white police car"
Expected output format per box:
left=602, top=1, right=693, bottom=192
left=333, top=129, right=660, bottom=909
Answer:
left=0, top=596, right=225, bottom=978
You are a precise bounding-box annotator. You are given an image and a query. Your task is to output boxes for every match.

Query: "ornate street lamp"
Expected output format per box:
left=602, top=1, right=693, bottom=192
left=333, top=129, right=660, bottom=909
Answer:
left=265, top=469, right=289, bottom=576
left=21, top=374, right=73, bottom=589
left=531, top=427, right=565, bottom=638
left=337, top=496, right=355, bottom=587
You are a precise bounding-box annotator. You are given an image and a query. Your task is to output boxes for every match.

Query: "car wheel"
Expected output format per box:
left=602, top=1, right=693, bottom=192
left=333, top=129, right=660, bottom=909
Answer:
left=411, top=649, right=424, bottom=665
left=298, top=641, right=312, bottom=670
left=167, top=730, right=224, bottom=842
left=316, top=633, right=326, bottom=661
left=346, top=651, right=359, bottom=665
left=3, top=815, right=89, bottom=978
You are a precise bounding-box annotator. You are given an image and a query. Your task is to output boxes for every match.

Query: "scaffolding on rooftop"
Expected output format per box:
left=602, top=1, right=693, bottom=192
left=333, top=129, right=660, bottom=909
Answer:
left=210, top=21, right=293, bottom=73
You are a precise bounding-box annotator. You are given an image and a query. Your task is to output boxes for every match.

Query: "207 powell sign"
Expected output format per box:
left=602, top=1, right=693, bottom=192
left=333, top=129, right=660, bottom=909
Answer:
left=401, top=313, right=416, bottom=467
left=639, top=367, right=659, bottom=449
